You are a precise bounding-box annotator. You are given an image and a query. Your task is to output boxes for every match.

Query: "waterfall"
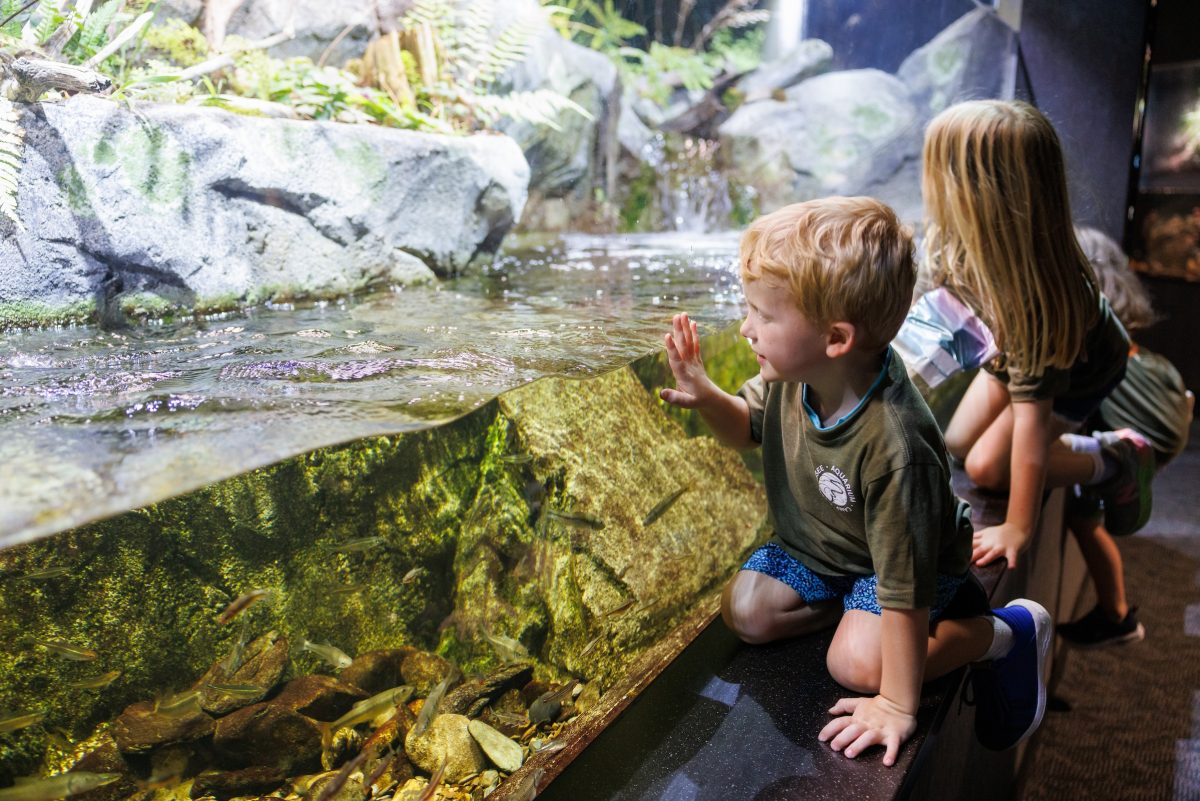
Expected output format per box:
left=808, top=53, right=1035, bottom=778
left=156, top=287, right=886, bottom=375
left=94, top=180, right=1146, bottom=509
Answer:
left=764, top=0, right=806, bottom=62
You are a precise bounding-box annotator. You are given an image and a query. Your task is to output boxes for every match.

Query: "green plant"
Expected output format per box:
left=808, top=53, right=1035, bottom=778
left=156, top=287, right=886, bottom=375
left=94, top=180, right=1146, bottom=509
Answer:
left=0, top=97, right=23, bottom=231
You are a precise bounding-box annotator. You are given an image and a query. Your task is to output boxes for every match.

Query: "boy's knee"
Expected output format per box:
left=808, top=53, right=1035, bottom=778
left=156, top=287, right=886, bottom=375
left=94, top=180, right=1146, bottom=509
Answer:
left=720, top=581, right=776, bottom=645
left=964, top=449, right=1008, bottom=491
left=826, top=644, right=881, bottom=693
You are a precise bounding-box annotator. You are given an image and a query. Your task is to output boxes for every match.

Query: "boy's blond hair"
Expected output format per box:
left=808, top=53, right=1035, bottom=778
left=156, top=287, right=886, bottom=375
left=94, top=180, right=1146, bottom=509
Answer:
left=923, top=100, right=1100, bottom=376
left=1075, top=225, right=1157, bottom=332
left=739, top=196, right=915, bottom=352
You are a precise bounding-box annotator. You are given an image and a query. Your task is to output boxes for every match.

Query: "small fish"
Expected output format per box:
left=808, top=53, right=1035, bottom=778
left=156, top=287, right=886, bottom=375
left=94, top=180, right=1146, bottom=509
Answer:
left=329, top=684, right=414, bottom=732
left=642, top=486, right=689, bottom=527
left=314, top=749, right=368, bottom=801
left=498, top=453, right=533, bottom=464
left=0, top=710, right=45, bottom=734
left=222, top=616, right=253, bottom=674
left=410, top=676, right=451, bottom=739
left=18, top=566, right=71, bottom=580
left=301, top=638, right=353, bottom=670
left=66, top=670, right=121, bottom=690
left=0, top=773, right=121, bottom=801
left=205, top=682, right=263, bottom=699
left=484, top=631, right=530, bottom=664
left=33, top=639, right=97, bottom=661
left=216, top=588, right=273, bottom=625
left=323, top=536, right=387, bottom=554
left=580, top=635, right=602, bottom=657
left=546, top=509, right=605, bottom=530
left=533, top=737, right=566, bottom=754
left=529, top=681, right=578, bottom=725
left=506, top=767, right=545, bottom=801
left=330, top=583, right=366, bottom=597
left=416, top=758, right=447, bottom=801
left=401, top=567, right=428, bottom=585
left=601, top=598, right=636, bottom=618
left=154, top=689, right=202, bottom=718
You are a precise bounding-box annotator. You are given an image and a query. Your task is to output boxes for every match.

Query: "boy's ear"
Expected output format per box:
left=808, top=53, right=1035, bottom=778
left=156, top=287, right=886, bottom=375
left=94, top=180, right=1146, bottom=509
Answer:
left=825, top=322, right=857, bottom=358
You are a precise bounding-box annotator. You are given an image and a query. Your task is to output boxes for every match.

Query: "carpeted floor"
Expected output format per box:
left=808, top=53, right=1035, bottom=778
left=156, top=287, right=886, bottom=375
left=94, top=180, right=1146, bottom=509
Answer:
left=1018, top=426, right=1200, bottom=801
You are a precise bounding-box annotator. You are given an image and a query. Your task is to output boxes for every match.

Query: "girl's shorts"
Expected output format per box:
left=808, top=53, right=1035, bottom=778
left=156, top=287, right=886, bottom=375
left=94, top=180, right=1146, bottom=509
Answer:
left=1052, top=365, right=1127, bottom=427
left=741, top=542, right=966, bottom=619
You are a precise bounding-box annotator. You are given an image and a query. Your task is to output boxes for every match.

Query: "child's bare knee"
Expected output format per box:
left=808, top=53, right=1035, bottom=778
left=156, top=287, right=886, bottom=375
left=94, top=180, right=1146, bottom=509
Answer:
left=964, top=449, right=1008, bottom=490
left=826, top=645, right=881, bottom=693
left=720, top=583, right=775, bottom=645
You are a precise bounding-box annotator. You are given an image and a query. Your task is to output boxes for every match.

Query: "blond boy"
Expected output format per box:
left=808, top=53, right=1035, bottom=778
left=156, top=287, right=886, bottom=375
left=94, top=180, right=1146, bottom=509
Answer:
left=662, top=197, right=1052, bottom=763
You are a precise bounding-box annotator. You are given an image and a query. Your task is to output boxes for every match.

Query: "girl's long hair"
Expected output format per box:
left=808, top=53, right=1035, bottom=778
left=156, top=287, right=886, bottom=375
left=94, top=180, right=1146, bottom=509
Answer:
left=923, top=100, right=1099, bottom=375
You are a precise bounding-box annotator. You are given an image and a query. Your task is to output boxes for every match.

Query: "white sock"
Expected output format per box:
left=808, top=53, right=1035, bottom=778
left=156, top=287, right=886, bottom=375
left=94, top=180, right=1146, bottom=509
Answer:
left=982, top=615, right=1015, bottom=661
left=1062, top=433, right=1107, bottom=484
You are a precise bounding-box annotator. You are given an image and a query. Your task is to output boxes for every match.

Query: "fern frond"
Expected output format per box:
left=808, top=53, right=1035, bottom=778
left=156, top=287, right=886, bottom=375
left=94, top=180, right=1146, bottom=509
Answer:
left=0, top=98, right=25, bottom=232
left=30, top=0, right=62, bottom=45
left=78, top=0, right=116, bottom=50
left=469, top=88, right=591, bottom=131
left=474, top=8, right=544, bottom=88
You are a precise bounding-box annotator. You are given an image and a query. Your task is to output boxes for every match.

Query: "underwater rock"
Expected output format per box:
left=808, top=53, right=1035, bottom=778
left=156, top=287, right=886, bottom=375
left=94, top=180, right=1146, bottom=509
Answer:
left=112, top=700, right=216, bottom=754
left=306, top=772, right=365, bottom=801
left=196, top=631, right=290, bottom=715
left=322, top=727, right=364, bottom=771
left=441, top=664, right=534, bottom=718
left=466, top=720, right=524, bottom=774
left=189, top=767, right=287, bottom=800
left=403, top=714, right=486, bottom=783
left=273, top=675, right=369, bottom=721
left=212, top=703, right=323, bottom=773
left=399, top=652, right=456, bottom=695
left=68, top=739, right=138, bottom=801
left=339, top=648, right=417, bottom=695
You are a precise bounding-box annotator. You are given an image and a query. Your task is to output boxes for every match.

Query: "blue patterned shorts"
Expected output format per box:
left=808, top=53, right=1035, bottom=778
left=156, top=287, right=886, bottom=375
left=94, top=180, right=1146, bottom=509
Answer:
left=742, top=542, right=966, bottom=618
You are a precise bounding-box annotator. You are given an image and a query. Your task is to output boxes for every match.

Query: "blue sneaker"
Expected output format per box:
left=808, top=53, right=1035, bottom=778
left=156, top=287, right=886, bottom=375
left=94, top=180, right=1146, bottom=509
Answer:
left=970, top=599, right=1053, bottom=751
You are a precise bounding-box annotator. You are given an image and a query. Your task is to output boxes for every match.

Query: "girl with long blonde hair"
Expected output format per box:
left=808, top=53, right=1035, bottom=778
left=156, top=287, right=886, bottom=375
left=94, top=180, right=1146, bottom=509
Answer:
left=924, top=100, right=1152, bottom=569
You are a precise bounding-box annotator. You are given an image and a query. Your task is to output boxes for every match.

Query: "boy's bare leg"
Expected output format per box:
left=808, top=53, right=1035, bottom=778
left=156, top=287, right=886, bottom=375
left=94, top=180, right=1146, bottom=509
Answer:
left=721, top=570, right=841, bottom=645
left=944, top=371, right=1010, bottom=461
left=826, top=611, right=994, bottom=693
left=1069, top=519, right=1129, bottom=618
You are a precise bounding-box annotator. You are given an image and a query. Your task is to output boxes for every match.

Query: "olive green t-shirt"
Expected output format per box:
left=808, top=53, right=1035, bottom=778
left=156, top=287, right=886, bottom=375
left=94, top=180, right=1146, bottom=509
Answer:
left=1098, top=346, right=1192, bottom=465
left=737, top=348, right=973, bottom=610
left=984, top=294, right=1129, bottom=404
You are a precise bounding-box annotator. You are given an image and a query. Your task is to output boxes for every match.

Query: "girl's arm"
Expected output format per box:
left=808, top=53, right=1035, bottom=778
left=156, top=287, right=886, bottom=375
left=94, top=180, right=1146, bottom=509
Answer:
left=818, top=608, right=926, bottom=767
left=972, top=397, right=1053, bottom=568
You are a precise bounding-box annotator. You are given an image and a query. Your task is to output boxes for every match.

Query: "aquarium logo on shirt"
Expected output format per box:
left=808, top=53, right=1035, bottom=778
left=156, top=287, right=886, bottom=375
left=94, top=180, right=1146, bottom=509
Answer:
left=815, top=464, right=856, bottom=512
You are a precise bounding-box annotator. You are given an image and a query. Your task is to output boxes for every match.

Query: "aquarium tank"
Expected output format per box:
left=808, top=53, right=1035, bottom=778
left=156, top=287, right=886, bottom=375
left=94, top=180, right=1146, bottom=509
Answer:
left=0, top=0, right=1019, bottom=796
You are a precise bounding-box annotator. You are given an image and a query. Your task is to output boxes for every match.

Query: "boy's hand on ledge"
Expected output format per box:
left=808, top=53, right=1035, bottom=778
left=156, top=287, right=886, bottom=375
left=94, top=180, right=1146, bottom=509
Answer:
left=660, top=312, right=716, bottom=408
left=971, top=522, right=1030, bottom=570
left=819, top=694, right=917, bottom=767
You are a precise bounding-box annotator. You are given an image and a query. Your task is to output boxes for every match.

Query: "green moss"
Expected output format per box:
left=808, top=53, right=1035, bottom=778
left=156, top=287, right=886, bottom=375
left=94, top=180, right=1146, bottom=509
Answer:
left=619, top=161, right=658, bottom=233
left=0, top=300, right=97, bottom=330
left=851, top=103, right=893, bottom=133
left=56, top=164, right=93, bottom=216
left=105, top=124, right=192, bottom=207
left=331, top=140, right=386, bottom=202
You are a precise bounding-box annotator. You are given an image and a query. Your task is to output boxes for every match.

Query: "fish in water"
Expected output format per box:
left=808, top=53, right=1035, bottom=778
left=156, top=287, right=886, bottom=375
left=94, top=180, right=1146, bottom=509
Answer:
left=323, top=536, right=387, bottom=554
left=301, top=638, right=353, bottom=670
left=0, top=773, right=121, bottom=801
left=410, top=676, right=452, bottom=739
left=222, top=616, right=253, bottom=674
left=205, top=682, right=264, bottom=699
left=154, top=689, right=203, bottom=718
left=601, top=598, right=636, bottom=618
left=330, top=583, right=366, bottom=597
left=401, top=567, right=428, bottom=585
left=33, top=639, right=97, bottom=661
left=580, top=635, right=602, bottom=657
left=329, top=684, right=413, bottom=732
left=313, top=749, right=368, bottom=801
left=17, top=566, right=71, bottom=580
left=498, top=453, right=533, bottom=465
left=216, top=588, right=273, bottom=625
left=505, top=767, right=545, bottom=801
left=642, top=486, right=689, bottom=527
left=66, top=670, right=121, bottom=690
left=528, top=681, right=578, bottom=725
left=416, top=758, right=447, bottom=801
left=0, top=710, right=45, bottom=734
left=546, top=509, right=605, bottom=530
left=484, top=631, right=530, bottom=664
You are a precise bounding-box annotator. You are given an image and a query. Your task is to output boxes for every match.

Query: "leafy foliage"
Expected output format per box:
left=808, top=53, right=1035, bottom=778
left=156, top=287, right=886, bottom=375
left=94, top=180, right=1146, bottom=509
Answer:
left=0, top=97, right=23, bottom=231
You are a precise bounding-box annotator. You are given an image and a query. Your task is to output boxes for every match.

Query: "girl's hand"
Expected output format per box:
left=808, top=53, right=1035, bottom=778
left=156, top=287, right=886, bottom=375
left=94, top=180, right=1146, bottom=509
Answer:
left=819, top=695, right=917, bottom=767
left=660, top=313, right=716, bottom=408
left=972, top=522, right=1031, bottom=569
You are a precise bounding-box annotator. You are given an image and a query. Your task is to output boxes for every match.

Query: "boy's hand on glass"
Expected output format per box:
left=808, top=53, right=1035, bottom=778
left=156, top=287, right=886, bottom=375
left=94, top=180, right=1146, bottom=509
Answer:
left=660, top=312, right=716, bottom=408
left=819, top=694, right=916, bottom=767
left=971, top=522, right=1029, bottom=569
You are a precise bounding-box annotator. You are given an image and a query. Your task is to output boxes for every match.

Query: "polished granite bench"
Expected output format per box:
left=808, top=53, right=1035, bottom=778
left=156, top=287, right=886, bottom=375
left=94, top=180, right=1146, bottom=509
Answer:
left=492, top=470, right=1091, bottom=801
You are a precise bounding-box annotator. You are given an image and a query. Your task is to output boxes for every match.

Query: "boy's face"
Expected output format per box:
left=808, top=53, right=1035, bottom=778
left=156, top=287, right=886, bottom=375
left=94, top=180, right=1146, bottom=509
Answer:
left=739, top=279, right=830, bottom=383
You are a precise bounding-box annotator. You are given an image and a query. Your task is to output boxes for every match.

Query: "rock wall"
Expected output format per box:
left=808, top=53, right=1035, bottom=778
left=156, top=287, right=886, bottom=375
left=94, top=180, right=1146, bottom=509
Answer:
left=0, top=96, right=529, bottom=328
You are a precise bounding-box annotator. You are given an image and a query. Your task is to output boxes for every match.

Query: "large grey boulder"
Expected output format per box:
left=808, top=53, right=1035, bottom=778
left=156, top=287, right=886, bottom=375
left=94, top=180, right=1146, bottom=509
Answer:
left=736, top=39, right=834, bottom=103
left=897, top=7, right=1017, bottom=122
left=718, top=69, right=922, bottom=222
left=0, top=95, right=529, bottom=326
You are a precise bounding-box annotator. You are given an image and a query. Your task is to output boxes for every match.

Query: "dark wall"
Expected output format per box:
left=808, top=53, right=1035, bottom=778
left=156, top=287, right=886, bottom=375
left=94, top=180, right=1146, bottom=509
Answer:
left=1128, top=0, right=1200, bottom=395
left=803, top=0, right=974, bottom=72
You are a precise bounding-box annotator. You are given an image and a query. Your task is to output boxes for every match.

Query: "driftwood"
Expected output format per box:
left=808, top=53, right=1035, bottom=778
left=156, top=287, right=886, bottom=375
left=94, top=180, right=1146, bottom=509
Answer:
left=9, top=56, right=112, bottom=102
